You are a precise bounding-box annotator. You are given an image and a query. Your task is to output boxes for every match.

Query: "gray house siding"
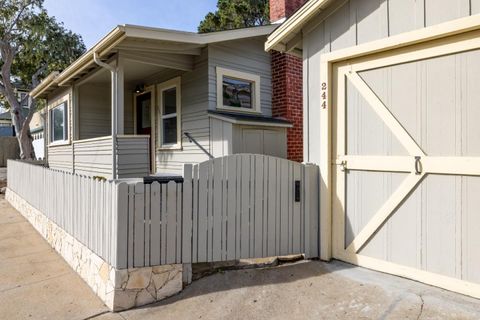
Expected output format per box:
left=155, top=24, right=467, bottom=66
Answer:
left=303, top=0, right=480, bottom=163
left=78, top=83, right=111, bottom=140
left=208, top=37, right=272, bottom=116
left=156, top=37, right=275, bottom=174
left=155, top=49, right=211, bottom=174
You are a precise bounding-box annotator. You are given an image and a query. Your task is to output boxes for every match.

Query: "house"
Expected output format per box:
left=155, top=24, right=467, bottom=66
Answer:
left=31, top=24, right=293, bottom=179
left=266, top=0, right=480, bottom=300
left=0, top=112, right=15, bottom=137
left=0, top=86, right=30, bottom=137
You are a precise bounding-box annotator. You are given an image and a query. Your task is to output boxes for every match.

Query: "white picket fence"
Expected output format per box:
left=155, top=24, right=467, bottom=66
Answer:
left=7, top=155, right=319, bottom=270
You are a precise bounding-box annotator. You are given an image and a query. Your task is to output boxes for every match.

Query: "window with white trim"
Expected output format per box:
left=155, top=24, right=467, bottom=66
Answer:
left=157, top=77, right=181, bottom=148
left=50, top=102, right=68, bottom=143
left=216, top=67, right=261, bottom=113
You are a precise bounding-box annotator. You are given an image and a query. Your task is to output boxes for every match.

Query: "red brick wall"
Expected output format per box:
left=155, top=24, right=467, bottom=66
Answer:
left=270, top=0, right=306, bottom=22
left=270, top=0, right=305, bottom=162
left=271, top=51, right=303, bottom=162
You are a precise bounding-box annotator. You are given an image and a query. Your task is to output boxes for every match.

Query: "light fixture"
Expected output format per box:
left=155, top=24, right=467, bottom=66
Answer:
left=134, top=84, right=145, bottom=94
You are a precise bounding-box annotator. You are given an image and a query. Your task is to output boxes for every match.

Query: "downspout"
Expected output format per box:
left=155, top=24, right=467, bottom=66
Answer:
left=93, top=52, right=118, bottom=179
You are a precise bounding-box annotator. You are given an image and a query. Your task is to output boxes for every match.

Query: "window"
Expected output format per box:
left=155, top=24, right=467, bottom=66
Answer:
left=50, top=102, right=68, bottom=143
left=19, top=92, right=29, bottom=107
left=216, top=67, right=261, bottom=113
left=157, top=77, right=181, bottom=148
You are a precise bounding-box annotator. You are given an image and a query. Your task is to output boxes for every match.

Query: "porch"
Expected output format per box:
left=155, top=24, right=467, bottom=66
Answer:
left=46, top=34, right=199, bottom=179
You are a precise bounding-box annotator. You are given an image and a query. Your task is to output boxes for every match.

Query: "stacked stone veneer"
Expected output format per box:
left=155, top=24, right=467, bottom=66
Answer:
left=6, top=188, right=183, bottom=311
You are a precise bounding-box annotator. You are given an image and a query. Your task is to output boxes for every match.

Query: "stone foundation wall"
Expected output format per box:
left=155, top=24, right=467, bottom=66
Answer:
left=6, top=188, right=183, bottom=311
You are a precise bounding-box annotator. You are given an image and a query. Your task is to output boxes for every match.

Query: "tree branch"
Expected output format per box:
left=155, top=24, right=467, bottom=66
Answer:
left=4, top=1, right=30, bottom=37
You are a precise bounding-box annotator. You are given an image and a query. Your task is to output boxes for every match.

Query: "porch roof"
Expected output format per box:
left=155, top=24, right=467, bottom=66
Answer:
left=31, top=24, right=278, bottom=99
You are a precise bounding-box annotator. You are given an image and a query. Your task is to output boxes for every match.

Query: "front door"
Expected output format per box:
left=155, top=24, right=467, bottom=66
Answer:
left=135, top=91, right=154, bottom=172
left=331, top=32, right=480, bottom=298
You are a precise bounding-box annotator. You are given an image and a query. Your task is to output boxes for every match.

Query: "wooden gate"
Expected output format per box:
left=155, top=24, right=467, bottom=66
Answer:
left=331, top=31, right=480, bottom=298
left=115, top=154, right=320, bottom=269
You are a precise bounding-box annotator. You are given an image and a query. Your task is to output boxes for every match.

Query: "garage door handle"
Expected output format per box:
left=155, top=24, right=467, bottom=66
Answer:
left=415, top=156, right=422, bottom=175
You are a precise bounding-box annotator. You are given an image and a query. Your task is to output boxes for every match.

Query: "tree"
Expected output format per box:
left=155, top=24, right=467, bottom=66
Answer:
left=198, top=0, right=269, bottom=33
left=0, top=0, right=85, bottom=159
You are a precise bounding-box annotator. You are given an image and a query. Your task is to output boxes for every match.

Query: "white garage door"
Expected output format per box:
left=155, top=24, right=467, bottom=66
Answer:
left=332, top=32, right=480, bottom=298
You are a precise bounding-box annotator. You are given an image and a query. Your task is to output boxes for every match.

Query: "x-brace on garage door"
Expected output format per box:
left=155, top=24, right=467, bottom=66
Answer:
left=331, top=29, right=480, bottom=298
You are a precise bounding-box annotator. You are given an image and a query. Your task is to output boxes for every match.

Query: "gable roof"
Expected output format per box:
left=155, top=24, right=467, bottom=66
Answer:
left=31, top=24, right=278, bottom=99
left=265, top=0, right=334, bottom=52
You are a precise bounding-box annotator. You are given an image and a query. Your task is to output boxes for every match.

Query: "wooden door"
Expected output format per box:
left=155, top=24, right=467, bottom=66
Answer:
left=135, top=91, right=154, bottom=172
left=331, top=36, right=480, bottom=298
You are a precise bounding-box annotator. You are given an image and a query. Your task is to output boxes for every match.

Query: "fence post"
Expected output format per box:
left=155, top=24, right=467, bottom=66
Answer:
left=114, top=182, right=129, bottom=269
left=182, top=164, right=193, bottom=263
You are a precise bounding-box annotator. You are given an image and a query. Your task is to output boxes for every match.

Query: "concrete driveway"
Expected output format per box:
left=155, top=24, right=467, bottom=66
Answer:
left=1, top=195, right=480, bottom=320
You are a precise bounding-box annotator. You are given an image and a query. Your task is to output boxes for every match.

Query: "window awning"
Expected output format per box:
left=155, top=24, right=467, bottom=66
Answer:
left=208, top=110, right=293, bottom=128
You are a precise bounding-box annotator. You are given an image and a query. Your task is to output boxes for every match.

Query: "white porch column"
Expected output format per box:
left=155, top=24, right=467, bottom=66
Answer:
left=115, top=56, right=124, bottom=135
left=93, top=52, right=124, bottom=179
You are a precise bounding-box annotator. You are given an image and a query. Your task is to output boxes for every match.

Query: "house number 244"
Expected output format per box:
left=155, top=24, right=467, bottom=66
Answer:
left=321, top=82, right=327, bottom=109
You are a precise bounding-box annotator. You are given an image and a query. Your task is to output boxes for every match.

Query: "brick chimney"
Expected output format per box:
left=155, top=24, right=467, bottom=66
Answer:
left=270, top=0, right=305, bottom=162
left=270, top=0, right=306, bottom=23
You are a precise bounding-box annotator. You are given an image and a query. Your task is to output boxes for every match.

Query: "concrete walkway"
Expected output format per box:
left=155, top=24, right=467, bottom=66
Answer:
left=1, top=195, right=480, bottom=320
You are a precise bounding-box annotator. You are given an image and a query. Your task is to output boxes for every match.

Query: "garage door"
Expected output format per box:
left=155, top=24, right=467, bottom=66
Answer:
left=332, top=33, right=480, bottom=298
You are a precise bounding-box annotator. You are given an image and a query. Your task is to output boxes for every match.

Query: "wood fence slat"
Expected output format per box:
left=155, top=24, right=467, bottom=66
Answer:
left=249, top=155, right=255, bottom=257
left=262, top=157, right=269, bottom=257
left=240, top=154, right=250, bottom=259
left=197, top=161, right=208, bottom=262
left=166, top=181, right=177, bottom=264
left=144, top=183, right=151, bottom=267
left=280, top=160, right=289, bottom=256
left=161, top=183, right=167, bottom=265
left=235, top=155, right=242, bottom=260
left=134, top=182, right=145, bottom=267
left=207, top=160, right=214, bottom=262
left=267, top=157, right=276, bottom=257
left=116, top=182, right=129, bottom=269
left=150, top=182, right=161, bottom=265
left=176, top=182, right=182, bottom=264
left=127, top=183, right=135, bottom=268
left=226, top=156, right=236, bottom=261
left=221, top=158, right=228, bottom=260
left=192, top=165, right=199, bottom=263
left=254, top=156, right=264, bottom=257
left=182, top=165, right=193, bottom=263
left=212, top=158, right=222, bottom=261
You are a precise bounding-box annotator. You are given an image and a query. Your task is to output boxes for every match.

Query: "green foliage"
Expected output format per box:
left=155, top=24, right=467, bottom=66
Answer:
left=198, top=0, right=270, bottom=33
left=0, top=0, right=86, bottom=93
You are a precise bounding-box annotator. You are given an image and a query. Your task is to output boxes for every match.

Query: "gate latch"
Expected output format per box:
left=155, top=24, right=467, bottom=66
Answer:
left=414, top=156, right=422, bottom=175
left=335, top=159, right=347, bottom=172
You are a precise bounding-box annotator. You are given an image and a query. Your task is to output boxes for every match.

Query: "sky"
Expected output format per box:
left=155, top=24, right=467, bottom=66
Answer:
left=43, top=0, right=219, bottom=49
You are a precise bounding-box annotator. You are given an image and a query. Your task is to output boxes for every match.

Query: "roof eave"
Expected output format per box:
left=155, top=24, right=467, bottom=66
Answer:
left=265, top=0, right=333, bottom=52
left=32, top=24, right=278, bottom=99
left=31, top=26, right=127, bottom=99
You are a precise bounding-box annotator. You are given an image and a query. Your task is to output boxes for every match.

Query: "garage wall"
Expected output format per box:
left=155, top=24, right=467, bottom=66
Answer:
left=302, top=0, right=480, bottom=163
